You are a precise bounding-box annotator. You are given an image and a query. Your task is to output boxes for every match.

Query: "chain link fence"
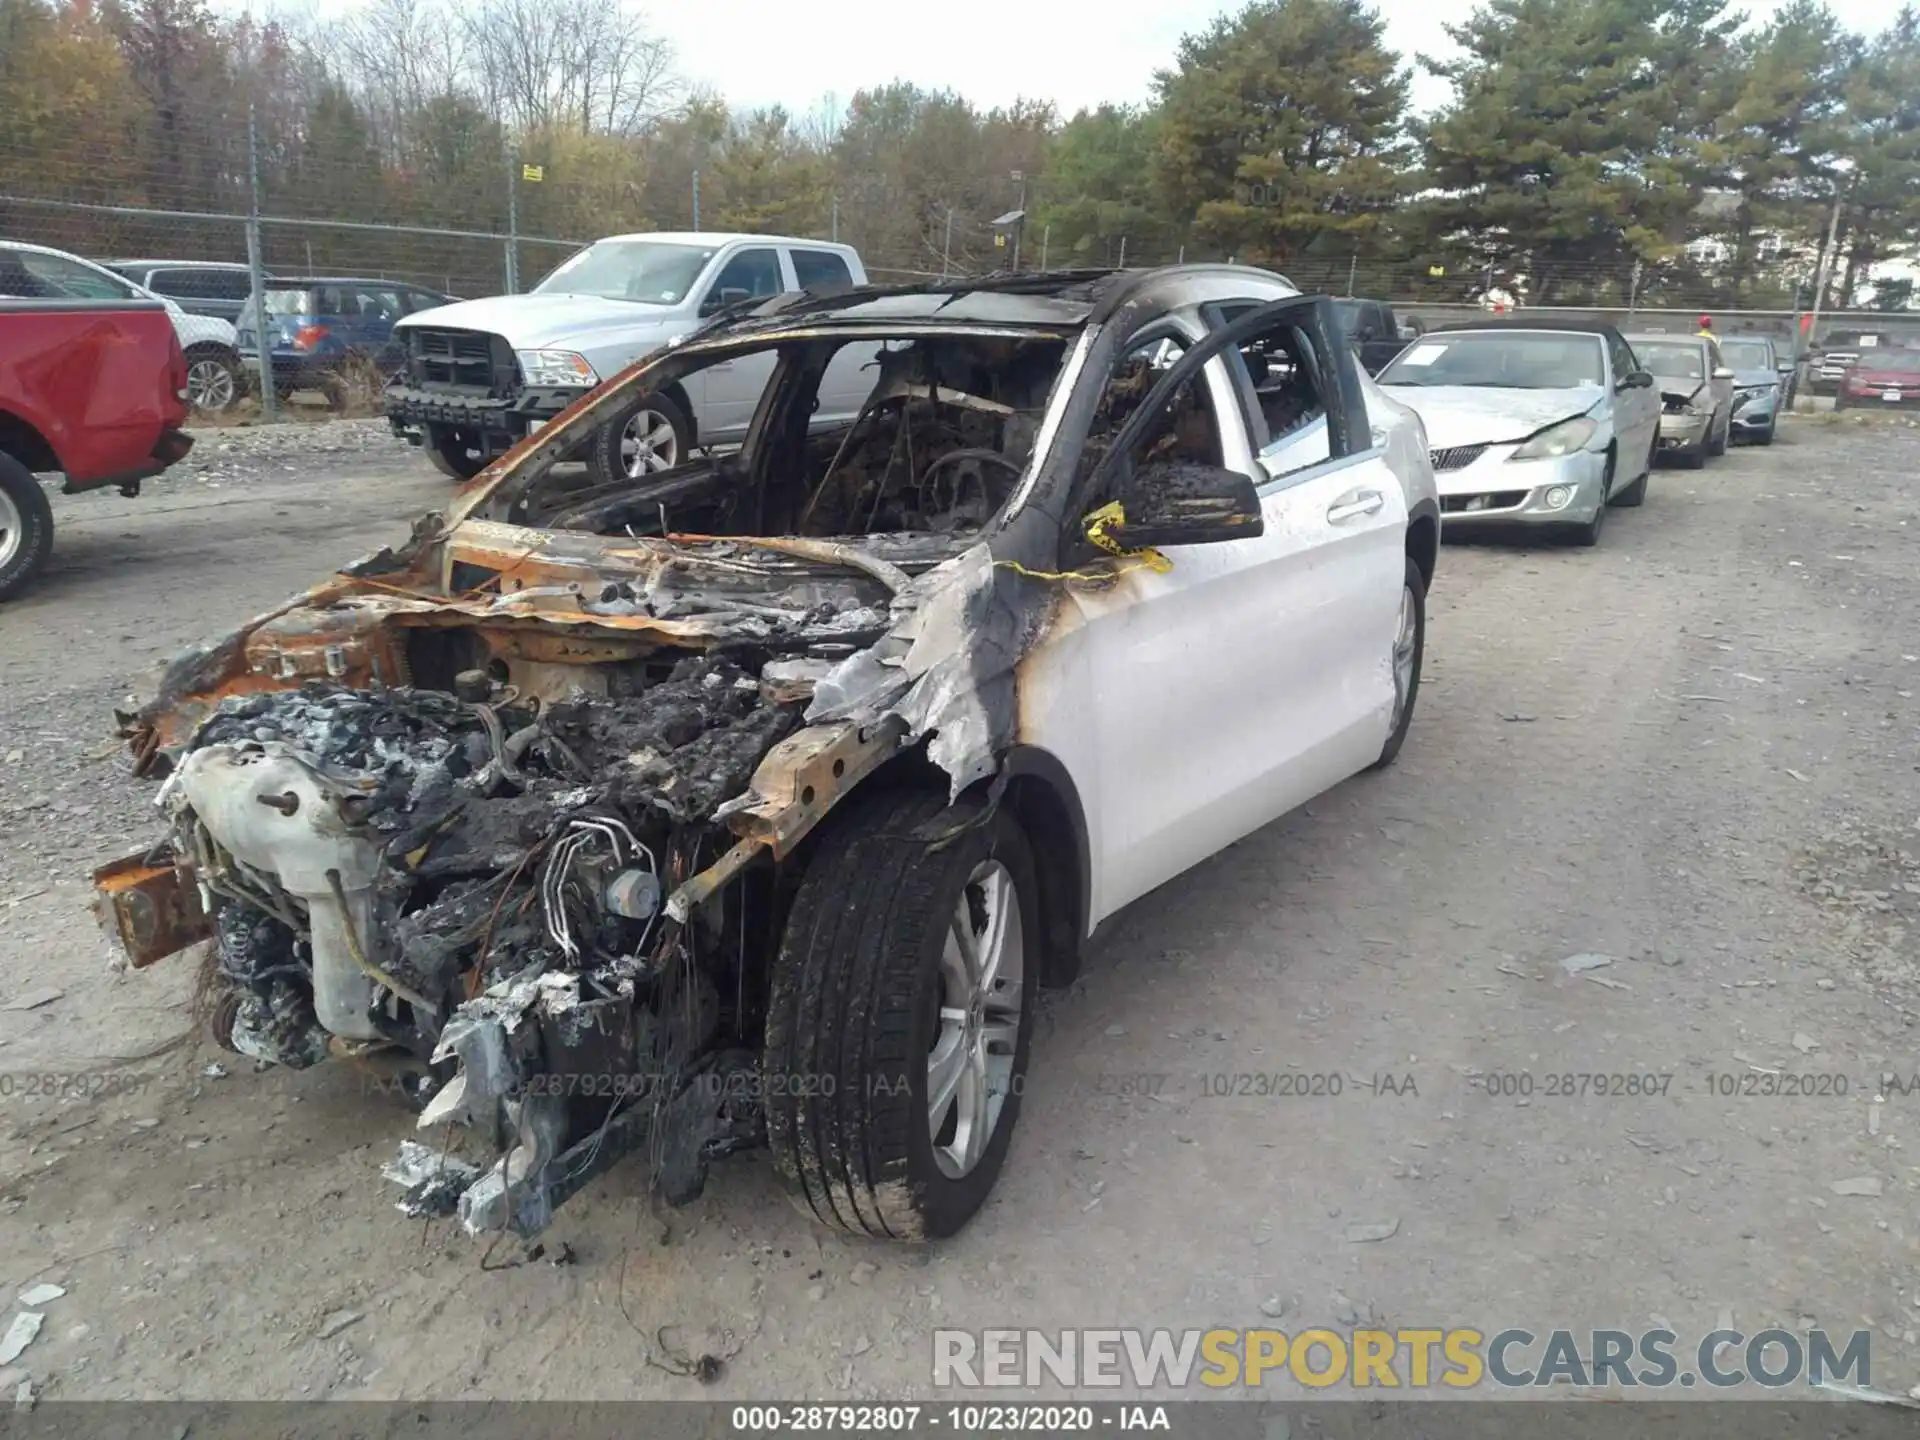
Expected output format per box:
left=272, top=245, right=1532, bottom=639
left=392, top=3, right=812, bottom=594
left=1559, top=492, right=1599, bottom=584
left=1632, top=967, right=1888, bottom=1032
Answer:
left=5, top=140, right=1915, bottom=425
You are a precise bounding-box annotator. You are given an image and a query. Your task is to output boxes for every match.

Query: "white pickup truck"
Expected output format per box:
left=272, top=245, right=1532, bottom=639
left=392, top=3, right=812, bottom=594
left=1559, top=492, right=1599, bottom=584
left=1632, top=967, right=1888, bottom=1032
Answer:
left=385, top=232, right=873, bottom=479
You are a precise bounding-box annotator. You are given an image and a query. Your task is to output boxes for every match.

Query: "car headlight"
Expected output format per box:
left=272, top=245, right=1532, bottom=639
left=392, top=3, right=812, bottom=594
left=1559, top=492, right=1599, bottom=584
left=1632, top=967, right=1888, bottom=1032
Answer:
left=1508, top=415, right=1598, bottom=461
left=1735, top=385, right=1772, bottom=404
left=515, top=349, right=598, bottom=387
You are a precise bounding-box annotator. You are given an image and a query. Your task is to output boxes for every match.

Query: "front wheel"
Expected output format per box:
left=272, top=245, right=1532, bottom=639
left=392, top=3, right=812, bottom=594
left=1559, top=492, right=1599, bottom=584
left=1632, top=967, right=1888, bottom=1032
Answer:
left=184, top=345, right=241, bottom=413
left=1570, top=457, right=1612, bottom=546
left=1707, top=411, right=1729, bottom=456
left=588, top=391, right=694, bottom=487
left=764, top=789, right=1040, bottom=1241
left=0, top=452, right=55, bottom=602
left=424, top=427, right=488, bottom=480
left=1369, top=557, right=1426, bottom=770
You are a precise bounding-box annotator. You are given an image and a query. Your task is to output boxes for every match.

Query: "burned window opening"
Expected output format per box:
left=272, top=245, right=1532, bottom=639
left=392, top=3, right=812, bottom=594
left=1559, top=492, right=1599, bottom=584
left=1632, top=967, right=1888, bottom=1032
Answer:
left=495, top=334, right=1068, bottom=548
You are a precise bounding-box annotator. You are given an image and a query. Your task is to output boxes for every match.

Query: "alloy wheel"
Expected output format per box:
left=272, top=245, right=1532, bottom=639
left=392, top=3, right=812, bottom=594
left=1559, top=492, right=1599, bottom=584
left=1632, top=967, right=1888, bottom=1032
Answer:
left=187, top=357, right=236, bottom=411
left=927, top=859, right=1025, bottom=1180
left=619, top=409, right=680, bottom=477
left=1390, top=584, right=1418, bottom=732
left=0, top=486, right=20, bottom=573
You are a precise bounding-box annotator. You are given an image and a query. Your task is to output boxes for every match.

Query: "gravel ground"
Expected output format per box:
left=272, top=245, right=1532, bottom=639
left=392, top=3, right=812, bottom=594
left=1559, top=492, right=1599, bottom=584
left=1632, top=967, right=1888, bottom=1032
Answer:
left=0, top=414, right=1918, bottom=1403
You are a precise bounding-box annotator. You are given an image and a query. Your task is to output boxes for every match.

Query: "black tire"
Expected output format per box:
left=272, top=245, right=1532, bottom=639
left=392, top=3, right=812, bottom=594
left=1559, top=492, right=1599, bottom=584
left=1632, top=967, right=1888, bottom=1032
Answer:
left=424, top=427, right=488, bottom=480
left=1570, top=454, right=1613, bottom=546
left=1677, top=434, right=1708, bottom=469
left=0, top=451, right=55, bottom=602
left=1756, top=418, right=1777, bottom=446
left=588, top=390, right=694, bottom=487
left=184, top=344, right=241, bottom=413
left=1707, top=411, right=1729, bottom=456
left=1833, top=391, right=1850, bottom=412
left=1369, top=556, right=1426, bottom=770
left=1614, top=433, right=1653, bottom=507
left=764, top=788, right=1041, bottom=1242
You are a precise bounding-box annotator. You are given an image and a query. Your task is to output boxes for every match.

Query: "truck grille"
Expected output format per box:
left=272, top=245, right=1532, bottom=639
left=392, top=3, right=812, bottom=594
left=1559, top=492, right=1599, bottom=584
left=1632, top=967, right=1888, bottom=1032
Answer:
left=406, top=327, right=516, bottom=394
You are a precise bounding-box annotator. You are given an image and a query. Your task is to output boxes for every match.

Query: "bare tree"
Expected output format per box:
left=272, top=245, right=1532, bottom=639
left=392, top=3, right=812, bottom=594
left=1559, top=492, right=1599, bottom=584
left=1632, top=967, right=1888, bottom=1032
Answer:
left=461, top=0, right=677, bottom=137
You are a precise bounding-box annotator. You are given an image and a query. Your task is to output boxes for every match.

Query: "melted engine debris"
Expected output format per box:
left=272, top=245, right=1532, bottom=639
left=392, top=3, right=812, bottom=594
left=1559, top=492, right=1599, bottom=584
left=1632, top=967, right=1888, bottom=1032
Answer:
left=174, top=652, right=811, bottom=1233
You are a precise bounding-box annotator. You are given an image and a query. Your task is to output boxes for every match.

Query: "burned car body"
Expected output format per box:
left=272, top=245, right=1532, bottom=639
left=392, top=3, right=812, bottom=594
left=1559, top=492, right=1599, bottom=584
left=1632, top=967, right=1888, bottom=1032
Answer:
left=94, top=265, right=1441, bottom=1243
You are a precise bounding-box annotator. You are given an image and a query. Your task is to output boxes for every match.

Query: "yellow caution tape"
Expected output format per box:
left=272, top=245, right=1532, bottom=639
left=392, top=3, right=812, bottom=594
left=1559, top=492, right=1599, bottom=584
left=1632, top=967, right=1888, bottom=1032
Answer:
left=992, top=501, right=1174, bottom=585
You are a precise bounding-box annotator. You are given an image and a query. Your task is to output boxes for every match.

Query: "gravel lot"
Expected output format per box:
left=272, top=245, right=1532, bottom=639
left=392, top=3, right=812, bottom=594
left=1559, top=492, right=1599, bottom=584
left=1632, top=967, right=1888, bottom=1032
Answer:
left=1, top=414, right=1918, bottom=1402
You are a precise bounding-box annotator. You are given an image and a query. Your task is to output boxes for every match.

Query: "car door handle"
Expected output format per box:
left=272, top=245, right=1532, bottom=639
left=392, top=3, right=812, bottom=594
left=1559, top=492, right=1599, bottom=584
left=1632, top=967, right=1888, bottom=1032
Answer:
left=1326, top=490, right=1384, bottom=524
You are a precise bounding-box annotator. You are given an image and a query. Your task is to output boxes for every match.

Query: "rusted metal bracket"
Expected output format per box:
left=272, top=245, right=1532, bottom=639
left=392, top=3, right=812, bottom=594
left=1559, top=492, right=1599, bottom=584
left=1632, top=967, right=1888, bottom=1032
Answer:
left=93, top=845, right=211, bottom=967
left=662, top=718, right=908, bottom=921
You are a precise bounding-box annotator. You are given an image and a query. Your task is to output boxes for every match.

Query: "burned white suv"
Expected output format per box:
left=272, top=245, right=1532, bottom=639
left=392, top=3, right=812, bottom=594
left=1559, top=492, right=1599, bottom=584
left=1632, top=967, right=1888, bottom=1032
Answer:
left=96, top=265, right=1439, bottom=1243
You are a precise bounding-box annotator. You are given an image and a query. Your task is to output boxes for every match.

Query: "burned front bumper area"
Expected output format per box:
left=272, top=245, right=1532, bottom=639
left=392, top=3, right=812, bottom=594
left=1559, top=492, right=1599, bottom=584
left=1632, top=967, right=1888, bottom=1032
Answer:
left=91, top=521, right=974, bottom=1239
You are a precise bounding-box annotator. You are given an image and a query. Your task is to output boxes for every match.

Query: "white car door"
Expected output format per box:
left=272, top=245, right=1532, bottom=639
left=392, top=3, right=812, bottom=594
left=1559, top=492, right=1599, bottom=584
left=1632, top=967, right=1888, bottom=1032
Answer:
left=693, top=246, right=788, bottom=441
left=1053, top=297, right=1407, bottom=917
left=1609, top=331, right=1660, bottom=466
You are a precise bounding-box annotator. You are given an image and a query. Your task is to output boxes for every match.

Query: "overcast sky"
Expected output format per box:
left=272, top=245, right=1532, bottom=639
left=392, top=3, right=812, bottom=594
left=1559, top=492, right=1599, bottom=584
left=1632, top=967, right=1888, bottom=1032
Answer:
left=286, top=0, right=1901, bottom=120
left=663, top=0, right=1898, bottom=119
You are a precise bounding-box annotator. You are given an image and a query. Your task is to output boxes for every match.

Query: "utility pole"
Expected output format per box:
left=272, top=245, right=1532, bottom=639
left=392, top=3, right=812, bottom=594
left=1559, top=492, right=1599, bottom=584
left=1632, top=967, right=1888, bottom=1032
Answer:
left=940, top=208, right=954, bottom=280
left=1626, top=257, right=1642, bottom=320
left=1117, top=235, right=1127, bottom=269
left=1345, top=254, right=1358, bottom=297
left=1010, top=170, right=1026, bottom=272
left=245, top=103, right=275, bottom=423
left=692, top=170, right=701, bottom=230
left=1039, top=224, right=1050, bottom=272
left=1805, top=187, right=1845, bottom=375
left=830, top=194, right=839, bottom=244
left=504, top=146, right=520, bottom=293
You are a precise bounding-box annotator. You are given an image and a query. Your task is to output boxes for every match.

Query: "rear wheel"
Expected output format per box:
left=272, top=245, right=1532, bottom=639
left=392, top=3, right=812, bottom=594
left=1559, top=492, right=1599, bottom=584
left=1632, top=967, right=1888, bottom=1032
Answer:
left=0, top=452, right=55, bottom=602
left=764, top=789, right=1039, bottom=1241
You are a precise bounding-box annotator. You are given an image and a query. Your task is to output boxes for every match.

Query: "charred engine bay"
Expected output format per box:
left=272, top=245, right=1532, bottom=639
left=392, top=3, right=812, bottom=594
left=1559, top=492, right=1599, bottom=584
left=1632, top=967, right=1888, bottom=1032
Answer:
left=132, top=332, right=1079, bottom=1238
left=179, top=649, right=837, bottom=1236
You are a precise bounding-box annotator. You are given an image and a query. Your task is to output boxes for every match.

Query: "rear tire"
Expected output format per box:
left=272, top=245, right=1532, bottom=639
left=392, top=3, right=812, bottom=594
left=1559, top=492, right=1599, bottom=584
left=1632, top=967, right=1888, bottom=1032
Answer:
left=0, top=452, right=55, bottom=602
left=764, top=789, right=1040, bottom=1242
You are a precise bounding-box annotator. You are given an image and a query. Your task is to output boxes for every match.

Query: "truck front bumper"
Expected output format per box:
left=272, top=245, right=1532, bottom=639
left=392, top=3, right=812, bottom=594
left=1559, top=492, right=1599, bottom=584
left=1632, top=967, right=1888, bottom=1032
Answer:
left=385, top=384, right=588, bottom=456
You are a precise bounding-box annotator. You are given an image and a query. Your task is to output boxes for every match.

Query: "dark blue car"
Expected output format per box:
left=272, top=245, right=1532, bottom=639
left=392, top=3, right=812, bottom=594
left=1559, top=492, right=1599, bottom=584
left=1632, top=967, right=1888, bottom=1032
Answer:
left=236, top=276, right=456, bottom=400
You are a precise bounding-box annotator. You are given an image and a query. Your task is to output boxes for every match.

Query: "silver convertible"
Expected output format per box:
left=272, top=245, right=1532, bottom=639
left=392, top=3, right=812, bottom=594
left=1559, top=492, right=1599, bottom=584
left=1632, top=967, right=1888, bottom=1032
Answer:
left=1377, top=319, right=1662, bottom=547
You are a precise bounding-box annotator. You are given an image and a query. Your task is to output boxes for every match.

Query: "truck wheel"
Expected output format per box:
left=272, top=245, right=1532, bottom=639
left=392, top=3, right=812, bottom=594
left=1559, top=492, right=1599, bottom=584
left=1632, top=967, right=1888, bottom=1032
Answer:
left=589, top=391, right=693, bottom=486
left=184, top=345, right=241, bottom=412
left=764, top=789, right=1040, bottom=1242
left=425, top=427, right=487, bottom=480
left=0, top=452, right=55, bottom=602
